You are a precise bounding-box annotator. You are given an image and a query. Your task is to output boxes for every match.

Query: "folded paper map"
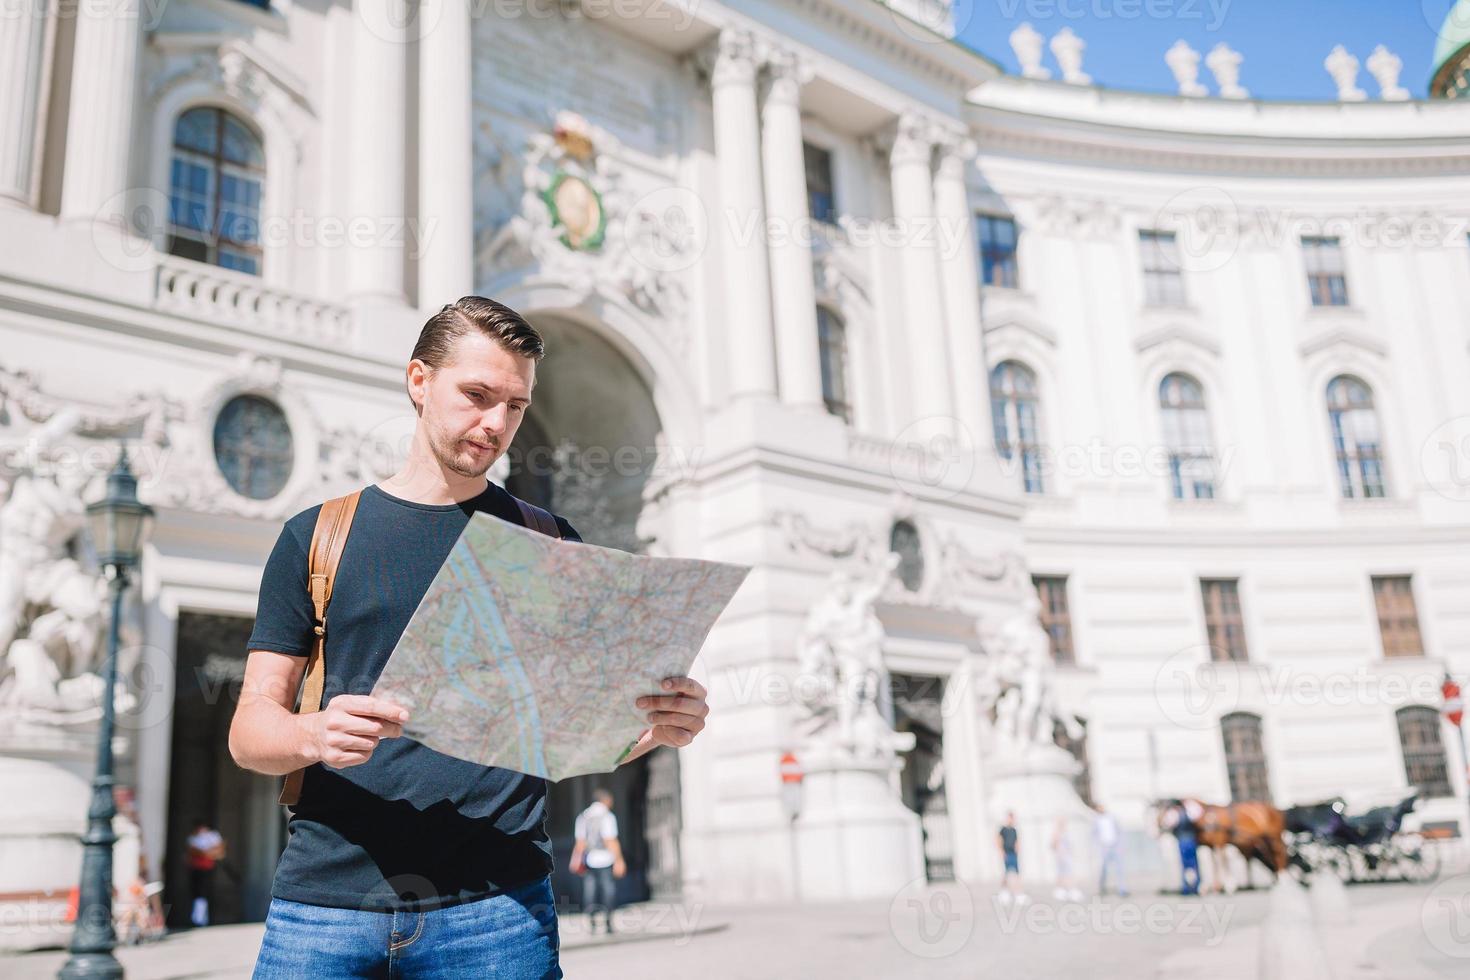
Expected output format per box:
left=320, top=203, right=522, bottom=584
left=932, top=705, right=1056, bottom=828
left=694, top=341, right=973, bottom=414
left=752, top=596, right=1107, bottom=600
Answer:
left=371, top=511, right=751, bottom=781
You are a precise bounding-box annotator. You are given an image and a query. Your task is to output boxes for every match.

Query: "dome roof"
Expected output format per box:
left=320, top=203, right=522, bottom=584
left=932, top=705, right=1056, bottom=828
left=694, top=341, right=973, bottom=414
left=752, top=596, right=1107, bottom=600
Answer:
left=1432, top=0, right=1470, bottom=77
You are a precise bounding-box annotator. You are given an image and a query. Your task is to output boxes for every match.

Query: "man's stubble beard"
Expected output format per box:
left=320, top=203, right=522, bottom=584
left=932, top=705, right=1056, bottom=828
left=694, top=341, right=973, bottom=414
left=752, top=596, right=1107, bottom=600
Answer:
left=427, top=416, right=501, bottom=478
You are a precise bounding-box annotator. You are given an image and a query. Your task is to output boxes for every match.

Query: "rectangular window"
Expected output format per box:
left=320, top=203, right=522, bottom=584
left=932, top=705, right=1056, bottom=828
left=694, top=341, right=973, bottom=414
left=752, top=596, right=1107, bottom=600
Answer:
left=1032, top=575, right=1074, bottom=666
left=978, top=214, right=1019, bottom=288
left=1372, top=575, right=1424, bottom=658
left=1397, top=707, right=1453, bottom=798
left=1201, top=578, right=1248, bottom=663
left=1139, top=230, right=1187, bottom=307
left=1303, top=236, right=1350, bottom=306
left=803, top=143, right=836, bottom=225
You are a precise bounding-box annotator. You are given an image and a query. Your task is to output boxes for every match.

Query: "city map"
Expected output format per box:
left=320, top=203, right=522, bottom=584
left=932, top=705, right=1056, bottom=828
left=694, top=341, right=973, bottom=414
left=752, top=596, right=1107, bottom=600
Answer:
left=371, top=512, right=751, bottom=781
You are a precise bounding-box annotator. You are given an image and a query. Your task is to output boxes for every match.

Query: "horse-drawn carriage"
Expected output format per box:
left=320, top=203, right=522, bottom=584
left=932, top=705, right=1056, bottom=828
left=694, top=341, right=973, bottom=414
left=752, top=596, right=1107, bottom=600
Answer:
left=1283, top=792, right=1440, bottom=884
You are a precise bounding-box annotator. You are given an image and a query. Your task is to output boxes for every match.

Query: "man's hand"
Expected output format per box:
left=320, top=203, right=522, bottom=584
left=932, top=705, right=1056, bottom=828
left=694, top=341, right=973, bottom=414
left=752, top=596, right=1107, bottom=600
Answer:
left=621, top=676, right=708, bottom=765
left=299, top=694, right=409, bottom=770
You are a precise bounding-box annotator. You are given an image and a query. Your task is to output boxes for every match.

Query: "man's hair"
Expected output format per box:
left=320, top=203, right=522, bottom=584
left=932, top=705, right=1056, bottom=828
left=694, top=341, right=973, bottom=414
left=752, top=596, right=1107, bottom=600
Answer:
left=410, top=295, right=545, bottom=378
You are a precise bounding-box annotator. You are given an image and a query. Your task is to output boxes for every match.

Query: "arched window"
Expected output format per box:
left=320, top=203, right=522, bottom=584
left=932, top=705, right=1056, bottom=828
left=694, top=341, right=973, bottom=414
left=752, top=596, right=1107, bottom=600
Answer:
left=1396, top=706, right=1453, bottom=798
left=1326, top=376, right=1386, bottom=499
left=1160, top=372, right=1216, bottom=500
left=1221, top=712, right=1270, bottom=803
left=168, top=106, right=264, bottom=275
left=989, top=360, right=1044, bottom=493
left=816, top=306, right=851, bottom=424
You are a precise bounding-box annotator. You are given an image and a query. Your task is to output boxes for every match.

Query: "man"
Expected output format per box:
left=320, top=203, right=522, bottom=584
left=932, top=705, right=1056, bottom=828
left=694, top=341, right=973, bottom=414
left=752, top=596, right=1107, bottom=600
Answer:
left=229, top=297, right=710, bottom=978
left=185, top=819, right=225, bottom=928
left=569, top=789, right=625, bottom=935
left=997, top=811, right=1028, bottom=905
left=1094, top=802, right=1128, bottom=897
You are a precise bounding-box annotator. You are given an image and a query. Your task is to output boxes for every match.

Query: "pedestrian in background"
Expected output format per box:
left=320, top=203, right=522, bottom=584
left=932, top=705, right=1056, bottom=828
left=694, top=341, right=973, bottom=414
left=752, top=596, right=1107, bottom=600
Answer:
left=1051, top=817, right=1083, bottom=901
left=186, top=818, right=226, bottom=927
left=570, top=789, right=626, bottom=934
left=1093, top=803, right=1127, bottom=897
left=997, top=811, right=1028, bottom=905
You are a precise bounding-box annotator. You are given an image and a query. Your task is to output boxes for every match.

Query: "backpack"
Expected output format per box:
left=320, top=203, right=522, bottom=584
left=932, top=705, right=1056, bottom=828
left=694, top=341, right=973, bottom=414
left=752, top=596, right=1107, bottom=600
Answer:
left=277, top=488, right=562, bottom=806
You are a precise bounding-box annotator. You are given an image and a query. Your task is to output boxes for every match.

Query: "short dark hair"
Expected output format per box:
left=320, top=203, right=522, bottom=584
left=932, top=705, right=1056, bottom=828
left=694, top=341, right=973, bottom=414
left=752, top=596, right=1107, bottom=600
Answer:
left=412, top=295, right=544, bottom=368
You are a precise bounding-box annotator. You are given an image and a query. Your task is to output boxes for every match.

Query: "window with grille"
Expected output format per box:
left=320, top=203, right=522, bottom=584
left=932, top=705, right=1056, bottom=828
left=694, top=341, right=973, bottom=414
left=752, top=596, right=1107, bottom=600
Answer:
left=1032, top=575, right=1074, bottom=666
left=803, top=143, right=836, bottom=225
left=1139, top=230, right=1186, bottom=307
left=1395, top=706, right=1452, bottom=799
left=1201, top=578, right=1248, bottom=663
left=168, top=106, right=265, bottom=275
left=990, top=360, right=1045, bottom=494
left=1372, top=575, right=1424, bottom=658
left=978, top=213, right=1019, bottom=289
left=816, top=306, right=851, bottom=424
left=1302, top=236, right=1350, bottom=306
left=1160, top=372, right=1216, bottom=500
left=1327, top=376, right=1386, bottom=499
left=213, top=394, right=293, bottom=499
left=1221, top=712, right=1270, bottom=803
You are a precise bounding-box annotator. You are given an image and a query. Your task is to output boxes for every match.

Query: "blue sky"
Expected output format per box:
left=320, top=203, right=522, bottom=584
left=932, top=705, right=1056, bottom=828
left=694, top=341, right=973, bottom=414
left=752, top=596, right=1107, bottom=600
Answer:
left=952, top=0, right=1457, bottom=100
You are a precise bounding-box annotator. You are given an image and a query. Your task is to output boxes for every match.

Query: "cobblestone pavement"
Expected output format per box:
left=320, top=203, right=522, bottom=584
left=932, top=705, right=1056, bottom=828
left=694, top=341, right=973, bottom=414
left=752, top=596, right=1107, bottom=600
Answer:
left=5, top=877, right=1468, bottom=979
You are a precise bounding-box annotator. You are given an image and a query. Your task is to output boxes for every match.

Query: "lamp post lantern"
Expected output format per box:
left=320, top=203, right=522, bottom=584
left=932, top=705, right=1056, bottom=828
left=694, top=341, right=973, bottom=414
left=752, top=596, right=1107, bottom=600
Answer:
left=59, top=446, right=153, bottom=980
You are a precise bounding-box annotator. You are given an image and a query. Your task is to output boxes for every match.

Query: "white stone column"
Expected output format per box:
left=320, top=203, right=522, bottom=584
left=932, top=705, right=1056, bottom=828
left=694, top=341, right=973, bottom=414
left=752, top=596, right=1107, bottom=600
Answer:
left=347, top=0, right=409, bottom=305
left=760, top=48, right=824, bottom=412
left=888, top=112, right=955, bottom=433
left=0, top=0, right=48, bottom=209
left=710, top=29, right=777, bottom=401
left=417, top=0, right=474, bottom=307
left=932, top=135, right=988, bottom=446
left=59, top=0, right=143, bottom=223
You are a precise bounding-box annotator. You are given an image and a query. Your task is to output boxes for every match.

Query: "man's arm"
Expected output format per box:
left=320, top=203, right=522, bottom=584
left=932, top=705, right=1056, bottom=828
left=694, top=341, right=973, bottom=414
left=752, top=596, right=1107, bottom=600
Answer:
left=228, top=649, right=408, bottom=775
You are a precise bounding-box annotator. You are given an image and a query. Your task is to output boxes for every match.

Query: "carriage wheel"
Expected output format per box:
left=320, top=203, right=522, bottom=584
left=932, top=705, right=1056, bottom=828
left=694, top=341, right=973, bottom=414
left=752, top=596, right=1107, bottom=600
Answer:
left=1395, top=835, right=1440, bottom=883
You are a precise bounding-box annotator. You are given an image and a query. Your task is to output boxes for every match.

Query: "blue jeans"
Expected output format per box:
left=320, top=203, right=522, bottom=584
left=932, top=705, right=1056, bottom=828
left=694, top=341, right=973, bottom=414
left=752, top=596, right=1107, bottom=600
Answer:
left=582, top=866, right=617, bottom=924
left=252, top=876, right=561, bottom=979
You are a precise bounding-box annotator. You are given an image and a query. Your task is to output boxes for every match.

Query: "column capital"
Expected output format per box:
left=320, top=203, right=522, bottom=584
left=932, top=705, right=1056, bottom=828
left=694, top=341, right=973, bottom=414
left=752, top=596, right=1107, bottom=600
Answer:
left=934, top=131, right=978, bottom=181
left=760, top=44, right=812, bottom=108
left=702, top=28, right=759, bottom=89
left=888, top=111, right=940, bottom=170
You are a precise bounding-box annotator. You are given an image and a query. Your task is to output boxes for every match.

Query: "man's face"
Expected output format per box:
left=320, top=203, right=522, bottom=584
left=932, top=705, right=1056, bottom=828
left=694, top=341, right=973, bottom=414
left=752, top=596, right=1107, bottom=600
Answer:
left=408, top=331, right=535, bottom=478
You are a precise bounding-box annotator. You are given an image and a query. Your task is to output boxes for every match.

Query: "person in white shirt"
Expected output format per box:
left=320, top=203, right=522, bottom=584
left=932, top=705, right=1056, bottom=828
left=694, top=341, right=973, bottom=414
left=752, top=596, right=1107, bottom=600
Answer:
left=570, top=789, right=625, bottom=934
left=1093, top=803, right=1128, bottom=897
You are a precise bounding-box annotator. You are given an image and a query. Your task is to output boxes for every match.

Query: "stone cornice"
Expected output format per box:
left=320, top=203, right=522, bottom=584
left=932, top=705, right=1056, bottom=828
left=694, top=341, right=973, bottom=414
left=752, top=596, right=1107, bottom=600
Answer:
left=967, top=77, right=1470, bottom=177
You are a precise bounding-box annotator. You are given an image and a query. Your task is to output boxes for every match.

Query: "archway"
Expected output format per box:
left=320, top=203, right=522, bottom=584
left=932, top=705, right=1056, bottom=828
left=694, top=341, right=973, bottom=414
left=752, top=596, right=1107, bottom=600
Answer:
left=503, top=312, right=684, bottom=907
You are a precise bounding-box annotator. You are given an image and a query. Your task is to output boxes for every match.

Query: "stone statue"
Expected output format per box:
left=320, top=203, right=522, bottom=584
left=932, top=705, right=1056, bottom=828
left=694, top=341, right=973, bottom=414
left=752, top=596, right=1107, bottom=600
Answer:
left=1324, top=45, right=1366, bottom=102
left=1206, top=43, right=1249, bottom=100
left=1009, top=23, right=1050, bottom=80
left=1365, top=45, right=1409, bottom=101
left=1165, top=40, right=1208, bottom=97
left=1049, top=28, right=1092, bottom=86
left=979, top=594, right=1082, bottom=754
left=0, top=416, right=135, bottom=724
left=795, top=553, right=914, bottom=760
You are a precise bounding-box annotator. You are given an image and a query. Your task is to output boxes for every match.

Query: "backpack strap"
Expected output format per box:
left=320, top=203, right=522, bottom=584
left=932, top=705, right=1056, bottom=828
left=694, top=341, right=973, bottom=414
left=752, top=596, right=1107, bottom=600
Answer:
left=279, top=489, right=363, bottom=807
left=512, top=496, right=562, bottom=539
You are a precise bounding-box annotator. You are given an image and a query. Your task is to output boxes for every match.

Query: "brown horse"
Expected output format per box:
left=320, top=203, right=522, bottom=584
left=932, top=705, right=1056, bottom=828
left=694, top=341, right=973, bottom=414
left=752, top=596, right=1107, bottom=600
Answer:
left=1158, top=798, right=1288, bottom=891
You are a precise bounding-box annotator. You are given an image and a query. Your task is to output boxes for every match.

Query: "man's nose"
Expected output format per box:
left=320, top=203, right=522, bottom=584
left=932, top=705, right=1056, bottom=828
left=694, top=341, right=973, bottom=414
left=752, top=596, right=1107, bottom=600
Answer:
left=481, top=403, right=508, bottom=435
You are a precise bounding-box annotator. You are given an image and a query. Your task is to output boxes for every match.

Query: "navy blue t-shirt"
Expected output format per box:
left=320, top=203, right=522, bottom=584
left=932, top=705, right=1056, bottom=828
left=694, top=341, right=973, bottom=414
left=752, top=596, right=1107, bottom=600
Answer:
left=246, top=480, right=580, bottom=912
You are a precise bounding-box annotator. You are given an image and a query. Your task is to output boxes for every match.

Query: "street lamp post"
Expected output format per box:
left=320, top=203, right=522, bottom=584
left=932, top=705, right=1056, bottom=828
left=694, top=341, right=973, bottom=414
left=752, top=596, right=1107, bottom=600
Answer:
left=59, top=446, right=153, bottom=980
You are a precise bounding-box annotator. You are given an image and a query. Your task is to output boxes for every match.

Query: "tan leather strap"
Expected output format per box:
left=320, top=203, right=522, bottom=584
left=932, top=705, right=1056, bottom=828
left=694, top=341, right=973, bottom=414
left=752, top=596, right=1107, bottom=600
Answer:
left=513, top=496, right=562, bottom=539
left=279, top=490, right=362, bottom=807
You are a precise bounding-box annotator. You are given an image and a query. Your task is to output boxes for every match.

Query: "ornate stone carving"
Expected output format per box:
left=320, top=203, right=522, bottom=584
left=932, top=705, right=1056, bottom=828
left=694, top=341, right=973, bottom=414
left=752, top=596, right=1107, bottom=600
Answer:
left=976, top=594, right=1082, bottom=755
left=795, top=554, right=915, bottom=761
left=477, top=111, right=692, bottom=335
